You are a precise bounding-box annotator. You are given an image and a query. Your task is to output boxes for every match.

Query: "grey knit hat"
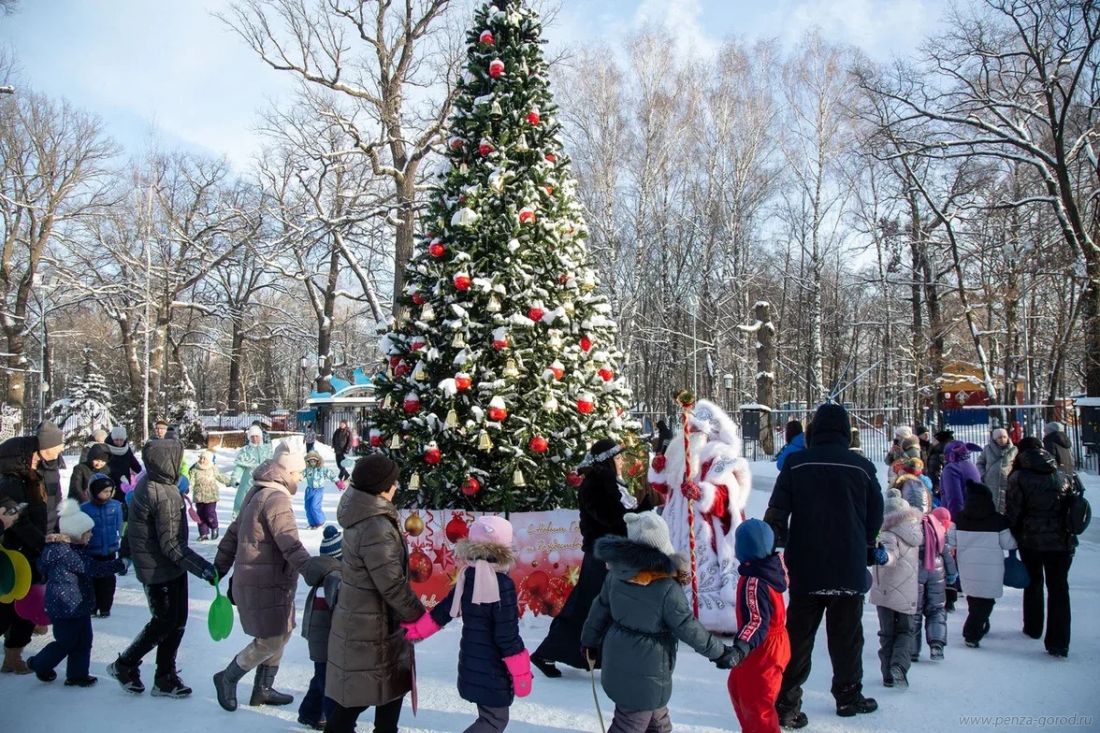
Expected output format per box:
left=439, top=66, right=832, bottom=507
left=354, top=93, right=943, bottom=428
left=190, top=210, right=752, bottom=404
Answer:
left=624, top=511, right=676, bottom=556
left=36, top=421, right=64, bottom=451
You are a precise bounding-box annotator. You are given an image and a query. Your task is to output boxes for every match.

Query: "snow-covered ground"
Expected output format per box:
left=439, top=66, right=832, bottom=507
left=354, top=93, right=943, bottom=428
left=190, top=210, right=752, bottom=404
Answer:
left=5, top=449, right=1097, bottom=732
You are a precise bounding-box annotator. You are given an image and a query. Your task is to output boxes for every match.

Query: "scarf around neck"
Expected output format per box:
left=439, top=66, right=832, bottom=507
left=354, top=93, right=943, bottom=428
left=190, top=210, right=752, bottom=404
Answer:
left=449, top=560, right=502, bottom=617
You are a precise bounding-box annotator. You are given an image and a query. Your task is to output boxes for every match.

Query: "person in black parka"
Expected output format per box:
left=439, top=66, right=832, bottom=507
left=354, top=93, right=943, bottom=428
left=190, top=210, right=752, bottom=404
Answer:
left=531, top=439, right=638, bottom=677
left=0, top=429, right=62, bottom=674
left=764, top=403, right=883, bottom=729
left=69, top=444, right=110, bottom=504
left=1006, top=437, right=1076, bottom=657
left=1042, top=422, right=1075, bottom=473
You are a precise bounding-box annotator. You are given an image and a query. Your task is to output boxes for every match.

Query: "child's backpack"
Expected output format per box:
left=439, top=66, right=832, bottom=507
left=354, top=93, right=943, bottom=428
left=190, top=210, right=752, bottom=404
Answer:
left=1063, top=474, right=1092, bottom=536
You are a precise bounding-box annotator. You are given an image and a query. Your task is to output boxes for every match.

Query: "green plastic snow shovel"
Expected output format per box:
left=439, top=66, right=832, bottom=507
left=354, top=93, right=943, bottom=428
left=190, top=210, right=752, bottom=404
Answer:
left=208, top=571, right=234, bottom=641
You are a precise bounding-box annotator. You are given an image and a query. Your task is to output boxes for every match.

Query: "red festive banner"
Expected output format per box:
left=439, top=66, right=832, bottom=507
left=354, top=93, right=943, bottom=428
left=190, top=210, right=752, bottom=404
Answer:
left=399, top=509, right=584, bottom=617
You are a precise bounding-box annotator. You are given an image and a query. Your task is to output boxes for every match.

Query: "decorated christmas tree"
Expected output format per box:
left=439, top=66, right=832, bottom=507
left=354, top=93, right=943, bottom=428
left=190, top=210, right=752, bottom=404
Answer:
left=373, top=0, right=635, bottom=511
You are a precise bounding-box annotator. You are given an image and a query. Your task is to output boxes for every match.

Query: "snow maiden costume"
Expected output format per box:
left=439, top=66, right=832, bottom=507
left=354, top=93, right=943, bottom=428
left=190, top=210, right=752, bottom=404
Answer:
left=647, top=399, right=752, bottom=633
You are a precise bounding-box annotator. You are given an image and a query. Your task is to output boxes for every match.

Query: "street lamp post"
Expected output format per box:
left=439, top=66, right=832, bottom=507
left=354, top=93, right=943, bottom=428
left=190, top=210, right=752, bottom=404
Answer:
left=723, top=372, right=734, bottom=412
left=299, top=356, right=309, bottom=409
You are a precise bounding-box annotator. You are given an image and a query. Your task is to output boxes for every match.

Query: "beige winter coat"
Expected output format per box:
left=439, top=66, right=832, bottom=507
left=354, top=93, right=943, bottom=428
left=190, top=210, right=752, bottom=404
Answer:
left=215, top=461, right=312, bottom=638
left=325, top=489, right=425, bottom=707
left=870, top=506, right=924, bottom=614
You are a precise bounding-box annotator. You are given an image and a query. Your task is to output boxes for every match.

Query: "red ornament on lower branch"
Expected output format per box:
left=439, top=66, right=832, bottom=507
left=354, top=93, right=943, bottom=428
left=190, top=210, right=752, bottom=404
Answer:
left=461, top=476, right=481, bottom=497
left=529, top=435, right=549, bottom=454
left=423, top=445, right=442, bottom=465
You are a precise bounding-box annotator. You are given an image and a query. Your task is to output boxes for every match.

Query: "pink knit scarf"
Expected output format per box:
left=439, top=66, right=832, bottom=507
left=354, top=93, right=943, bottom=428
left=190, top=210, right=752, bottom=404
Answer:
left=922, top=514, right=945, bottom=571
left=449, top=560, right=501, bottom=617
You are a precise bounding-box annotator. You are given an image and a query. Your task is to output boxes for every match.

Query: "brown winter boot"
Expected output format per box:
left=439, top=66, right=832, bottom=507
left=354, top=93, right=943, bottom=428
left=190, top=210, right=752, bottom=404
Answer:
left=2, top=646, right=31, bottom=674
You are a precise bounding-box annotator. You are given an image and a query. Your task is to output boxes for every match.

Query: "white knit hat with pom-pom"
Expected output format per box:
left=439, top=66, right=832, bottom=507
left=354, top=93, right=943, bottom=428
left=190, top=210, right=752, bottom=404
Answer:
left=58, top=498, right=95, bottom=540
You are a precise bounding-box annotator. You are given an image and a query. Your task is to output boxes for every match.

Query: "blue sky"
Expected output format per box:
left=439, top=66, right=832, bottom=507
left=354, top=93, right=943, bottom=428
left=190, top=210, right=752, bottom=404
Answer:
left=0, top=0, right=943, bottom=169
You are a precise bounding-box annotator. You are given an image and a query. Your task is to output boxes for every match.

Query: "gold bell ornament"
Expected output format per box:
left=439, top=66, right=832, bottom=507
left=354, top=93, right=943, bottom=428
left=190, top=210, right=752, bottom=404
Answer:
left=478, top=430, right=493, bottom=451
left=512, top=469, right=526, bottom=487
left=390, top=434, right=401, bottom=449
left=445, top=408, right=459, bottom=428
left=409, top=473, right=421, bottom=490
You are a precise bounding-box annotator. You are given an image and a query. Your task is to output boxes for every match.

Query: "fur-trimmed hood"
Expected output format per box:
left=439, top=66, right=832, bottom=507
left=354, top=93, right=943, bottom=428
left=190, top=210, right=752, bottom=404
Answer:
left=594, top=535, right=690, bottom=585
left=881, top=505, right=924, bottom=547
left=455, top=539, right=516, bottom=571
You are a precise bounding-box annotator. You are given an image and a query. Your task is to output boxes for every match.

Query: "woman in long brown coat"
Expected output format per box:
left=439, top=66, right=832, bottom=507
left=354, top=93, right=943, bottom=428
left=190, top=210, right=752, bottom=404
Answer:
left=324, top=454, right=424, bottom=733
left=212, top=446, right=315, bottom=712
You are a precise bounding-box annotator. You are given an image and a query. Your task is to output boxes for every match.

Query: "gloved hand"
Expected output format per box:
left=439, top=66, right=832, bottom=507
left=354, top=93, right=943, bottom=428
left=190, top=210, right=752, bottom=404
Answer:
left=714, top=644, right=744, bottom=670
left=401, top=612, right=442, bottom=642
left=581, top=646, right=599, bottom=667
left=112, top=559, right=127, bottom=575
left=118, top=558, right=131, bottom=576
left=200, top=563, right=218, bottom=585
left=681, top=480, right=701, bottom=501
left=874, top=543, right=889, bottom=566
left=503, top=650, right=533, bottom=697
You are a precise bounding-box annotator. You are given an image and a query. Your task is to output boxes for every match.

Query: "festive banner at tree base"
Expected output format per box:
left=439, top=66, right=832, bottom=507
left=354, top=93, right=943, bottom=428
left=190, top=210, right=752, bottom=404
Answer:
left=399, top=509, right=583, bottom=617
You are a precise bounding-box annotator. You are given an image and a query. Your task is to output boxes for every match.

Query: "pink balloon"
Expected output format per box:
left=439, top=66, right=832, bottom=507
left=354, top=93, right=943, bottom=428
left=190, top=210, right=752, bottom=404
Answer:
left=14, top=583, right=50, bottom=626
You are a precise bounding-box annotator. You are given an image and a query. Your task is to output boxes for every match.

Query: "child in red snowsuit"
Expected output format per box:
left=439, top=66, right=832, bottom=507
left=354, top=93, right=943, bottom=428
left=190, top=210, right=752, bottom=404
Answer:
left=727, top=519, right=791, bottom=733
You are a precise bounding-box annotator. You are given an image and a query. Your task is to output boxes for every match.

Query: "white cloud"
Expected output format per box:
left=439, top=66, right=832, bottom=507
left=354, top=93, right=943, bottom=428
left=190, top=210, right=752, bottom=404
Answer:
left=761, top=0, right=941, bottom=58
left=632, top=0, right=721, bottom=58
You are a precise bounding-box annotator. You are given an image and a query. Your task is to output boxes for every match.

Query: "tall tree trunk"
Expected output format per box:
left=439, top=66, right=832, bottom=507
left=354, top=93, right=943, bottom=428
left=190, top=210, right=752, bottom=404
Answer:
left=755, top=302, right=776, bottom=453
left=227, top=316, right=246, bottom=413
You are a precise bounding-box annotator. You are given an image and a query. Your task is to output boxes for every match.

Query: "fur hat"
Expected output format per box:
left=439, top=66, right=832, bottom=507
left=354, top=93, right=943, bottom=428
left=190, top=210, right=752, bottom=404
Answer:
left=110, top=426, right=127, bottom=441
left=58, top=498, right=95, bottom=540
left=352, top=453, right=400, bottom=495
left=894, top=426, right=913, bottom=441
left=36, top=421, right=64, bottom=451
left=247, top=425, right=263, bottom=439
left=884, top=488, right=909, bottom=515
left=1044, top=421, right=1063, bottom=436
left=86, top=443, right=109, bottom=463
left=468, top=515, right=514, bottom=549
left=198, top=449, right=215, bottom=464
left=305, top=450, right=324, bottom=467
left=735, top=518, right=775, bottom=563
left=991, top=427, right=1009, bottom=442
left=320, top=525, right=343, bottom=558
left=624, top=511, right=676, bottom=557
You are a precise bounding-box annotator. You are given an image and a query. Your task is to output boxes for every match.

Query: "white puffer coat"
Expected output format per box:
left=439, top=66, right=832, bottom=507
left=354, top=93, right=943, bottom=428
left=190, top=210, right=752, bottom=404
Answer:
left=870, top=505, right=925, bottom=614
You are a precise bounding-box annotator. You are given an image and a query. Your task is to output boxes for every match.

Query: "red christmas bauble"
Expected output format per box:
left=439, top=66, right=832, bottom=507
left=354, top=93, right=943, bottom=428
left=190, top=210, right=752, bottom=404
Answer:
left=652, top=454, right=667, bottom=472
left=548, top=364, right=564, bottom=380
left=478, top=141, right=494, bottom=156
left=492, top=337, right=509, bottom=351
left=579, top=336, right=592, bottom=352
left=598, top=366, right=614, bottom=382
left=455, top=372, right=472, bottom=391
left=627, top=462, right=642, bottom=477
left=411, top=291, right=426, bottom=305
left=461, top=476, right=481, bottom=497
left=409, top=548, right=433, bottom=583
left=566, top=471, right=583, bottom=487
left=519, top=209, right=535, bottom=224
left=369, top=431, right=383, bottom=448
left=394, top=362, right=411, bottom=378
left=423, top=446, right=442, bottom=465
left=545, top=185, right=555, bottom=196
left=545, top=152, right=557, bottom=163
left=403, top=395, right=421, bottom=414
left=445, top=512, right=470, bottom=543
left=527, top=110, right=541, bottom=125
left=527, top=306, right=544, bottom=322
left=428, top=240, right=446, bottom=258
left=529, top=435, right=549, bottom=454
left=488, top=59, right=505, bottom=78
left=453, top=273, right=472, bottom=291
left=405, top=512, right=425, bottom=537
left=576, top=396, right=594, bottom=414
left=479, top=30, right=494, bottom=46
left=488, top=406, right=507, bottom=422
left=389, top=355, right=401, bottom=368
left=410, top=337, right=426, bottom=351
left=523, top=570, right=550, bottom=599
left=449, top=138, right=464, bottom=151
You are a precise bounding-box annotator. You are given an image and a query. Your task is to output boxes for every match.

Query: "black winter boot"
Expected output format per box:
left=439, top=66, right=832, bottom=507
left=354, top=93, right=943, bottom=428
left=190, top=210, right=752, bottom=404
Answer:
left=249, top=665, right=293, bottom=706
left=214, top=659, right=248, bottom=711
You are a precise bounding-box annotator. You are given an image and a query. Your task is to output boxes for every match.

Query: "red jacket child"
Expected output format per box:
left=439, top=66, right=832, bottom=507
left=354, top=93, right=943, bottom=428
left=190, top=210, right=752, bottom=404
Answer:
left=728, top=519, right=791, bottom=733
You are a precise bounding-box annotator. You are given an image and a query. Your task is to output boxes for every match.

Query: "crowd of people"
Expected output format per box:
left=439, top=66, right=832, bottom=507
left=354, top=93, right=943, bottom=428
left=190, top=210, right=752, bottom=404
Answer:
left=0, top=407, right=1087, bottom=733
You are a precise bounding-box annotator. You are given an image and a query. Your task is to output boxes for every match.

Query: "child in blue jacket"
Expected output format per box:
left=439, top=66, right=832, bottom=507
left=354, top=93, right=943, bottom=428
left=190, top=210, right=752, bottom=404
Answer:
left=29, top=499, right=125, bottom=686
left=80, top=474, right=124, bottom=617
left=403, top=516, right=532, bottom=732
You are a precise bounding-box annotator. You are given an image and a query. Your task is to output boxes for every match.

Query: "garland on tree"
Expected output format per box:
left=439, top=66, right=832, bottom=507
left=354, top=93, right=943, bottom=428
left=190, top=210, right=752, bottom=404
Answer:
left=372, top=0, right=635, bottom=511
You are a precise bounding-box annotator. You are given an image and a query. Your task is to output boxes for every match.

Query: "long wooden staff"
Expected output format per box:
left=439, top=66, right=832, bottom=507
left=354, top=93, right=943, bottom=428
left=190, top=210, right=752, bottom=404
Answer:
left=677, top=390, right=699, bottom=619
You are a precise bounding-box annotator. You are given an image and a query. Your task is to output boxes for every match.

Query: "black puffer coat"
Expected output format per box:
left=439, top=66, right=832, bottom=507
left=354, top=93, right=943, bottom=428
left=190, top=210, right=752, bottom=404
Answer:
left=1006, top=448, right=1077, bottom=553
left=765, top=403, right=884, bottom=595
left=120, top=440, right=209, bottom=584
left=428, top=541, right=524, bottom=708
left=0, top=437, right=48, bottom=583
left=1043, top=431, right=1074, bottom=473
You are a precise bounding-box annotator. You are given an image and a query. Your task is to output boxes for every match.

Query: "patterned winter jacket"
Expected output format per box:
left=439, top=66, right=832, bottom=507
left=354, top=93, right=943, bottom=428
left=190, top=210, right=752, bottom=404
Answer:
left=38, top=538, right=123, bottom=619
left=189, top=462, right=230, bottom=504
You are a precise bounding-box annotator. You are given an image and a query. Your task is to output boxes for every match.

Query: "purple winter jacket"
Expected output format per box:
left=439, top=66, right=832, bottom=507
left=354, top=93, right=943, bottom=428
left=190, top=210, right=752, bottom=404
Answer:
left=940, top=441, right=980, bottom=516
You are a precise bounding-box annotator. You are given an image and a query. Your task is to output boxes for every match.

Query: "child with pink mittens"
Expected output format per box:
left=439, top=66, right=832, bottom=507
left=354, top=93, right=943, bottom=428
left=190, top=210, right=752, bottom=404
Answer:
left=402, top=515, right=531, bottom=732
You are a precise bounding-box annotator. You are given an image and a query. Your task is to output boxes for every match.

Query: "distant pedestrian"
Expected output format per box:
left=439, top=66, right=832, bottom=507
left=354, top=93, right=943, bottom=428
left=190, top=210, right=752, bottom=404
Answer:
left=1042, top=422, right=1074, bottom=473
left=977, top=428, right=1017, bottom=513
left=331, top=421, right=352, bottom=483
left=776, top=421, right=805, bottom=471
